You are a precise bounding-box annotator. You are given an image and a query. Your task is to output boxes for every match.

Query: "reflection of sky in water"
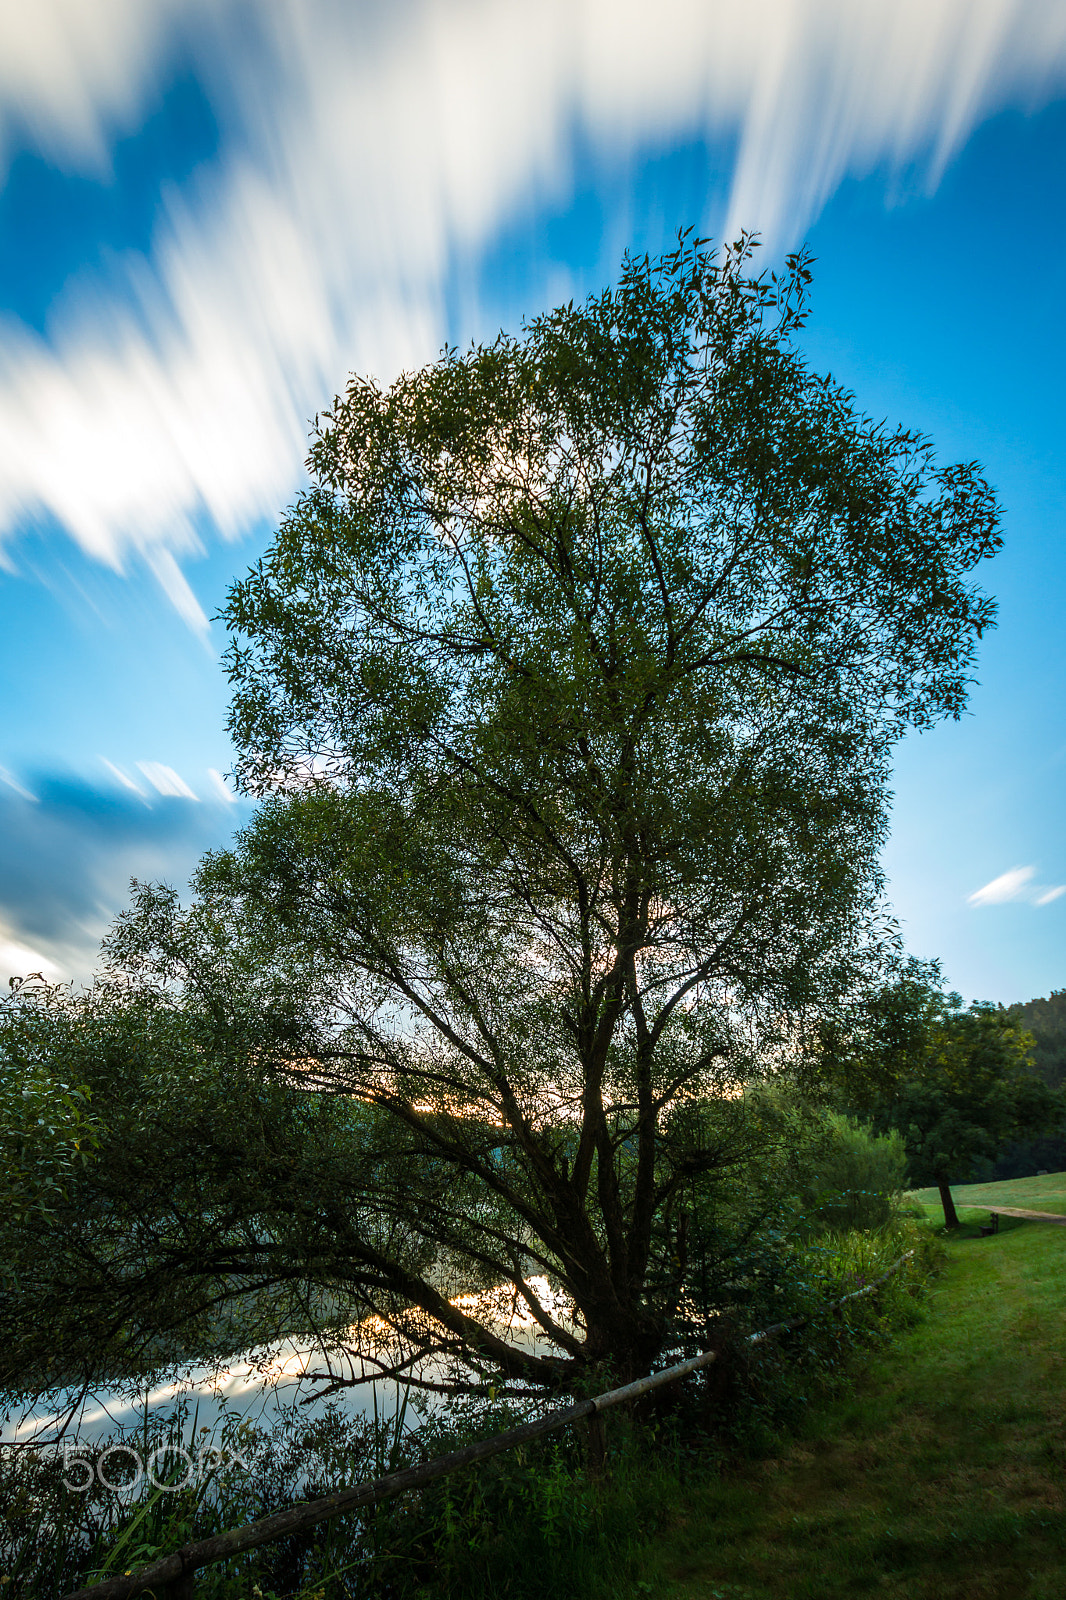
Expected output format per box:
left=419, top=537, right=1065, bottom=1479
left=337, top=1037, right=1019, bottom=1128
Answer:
left=4, top=1277, right=570, bottom=1454
left=4, top=1334, right=386, bottom=1452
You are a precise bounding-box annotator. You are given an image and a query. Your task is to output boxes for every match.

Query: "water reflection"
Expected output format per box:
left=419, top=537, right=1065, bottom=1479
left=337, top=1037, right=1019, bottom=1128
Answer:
left=3, top=1275, right=570, bottom=1452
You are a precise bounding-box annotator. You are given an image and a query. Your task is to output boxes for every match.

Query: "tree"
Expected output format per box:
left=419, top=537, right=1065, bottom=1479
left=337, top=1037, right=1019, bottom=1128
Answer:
left=0, top=976, right=101, bottom=1269
left=847, top=970, right=1064, bottom=1226
left=0, top=963, right=421, bottom=1399
left=11, top=235, right=1003, bottom=1397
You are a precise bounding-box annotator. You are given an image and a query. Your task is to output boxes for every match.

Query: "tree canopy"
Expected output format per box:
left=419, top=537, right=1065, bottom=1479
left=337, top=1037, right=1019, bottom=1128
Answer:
left=3, top=235, right=1002, bottom=1397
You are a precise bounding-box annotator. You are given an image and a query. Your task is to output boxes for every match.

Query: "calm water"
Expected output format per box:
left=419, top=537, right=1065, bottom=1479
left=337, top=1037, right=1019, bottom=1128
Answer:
left=3, top=1276, right=568, bottom=1455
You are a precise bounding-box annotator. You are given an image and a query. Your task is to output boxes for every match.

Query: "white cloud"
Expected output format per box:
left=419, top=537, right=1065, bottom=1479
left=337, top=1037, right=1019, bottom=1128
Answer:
left=145, top=547, right=210, bottom=635
left=969, top=866, right=1036, bottom=905
left=136, top=761, right=199, bottom=800
left=968, top=865, right=1065, bottom=906
left=0, top=765, right=38, bottom=802
left=0, top=0, right=198, bottom=179
left=0, top=770, right=244, bottom=987
left=100, top=757, right=147, bottom=797
left=0, top=927, right=61, bottom=983
left=0, top=1, right=1065, bottom=617
left=206, top=767, right=238, bottom=804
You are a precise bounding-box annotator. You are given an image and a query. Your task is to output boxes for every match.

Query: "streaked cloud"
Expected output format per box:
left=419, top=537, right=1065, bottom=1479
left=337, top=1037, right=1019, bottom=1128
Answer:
left=968, top=865, right=1065, bottom=906
left=136, top=761, right=199, bottom=800
left=0, top=765, right=38, bottom=802
left=0, top=923, right=61, bottom=983
left=969, top=865, right=1035, bottom=904
left=0, top=1, right=1065, bottom=618
left=99, top=757, right=148, bottom=797
left=0, top=0, right=195, bottom=178
left=0, top=769, right=250, bottom=983
left=206, top=766, right=238, bottom=804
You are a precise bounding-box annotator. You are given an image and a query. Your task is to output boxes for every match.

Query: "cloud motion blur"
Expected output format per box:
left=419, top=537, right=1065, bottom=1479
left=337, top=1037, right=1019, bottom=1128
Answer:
left=0, top=769, right=248, bottom=984
left=0, top=0, right=1064, bottom=620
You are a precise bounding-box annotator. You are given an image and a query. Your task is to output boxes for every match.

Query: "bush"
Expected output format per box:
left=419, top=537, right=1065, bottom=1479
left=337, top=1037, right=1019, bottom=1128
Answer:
left=795, top=1112, right=908, bottom=1235
left=735, top=1087, right=908, bottom=1238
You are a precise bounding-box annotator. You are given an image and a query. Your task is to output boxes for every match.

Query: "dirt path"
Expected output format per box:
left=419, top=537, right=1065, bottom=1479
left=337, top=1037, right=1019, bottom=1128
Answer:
left=985, top=1206, right=1066, bottom=1225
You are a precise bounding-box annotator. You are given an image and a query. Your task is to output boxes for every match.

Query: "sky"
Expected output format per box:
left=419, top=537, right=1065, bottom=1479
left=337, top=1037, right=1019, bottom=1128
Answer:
left=0, top=0, right=1063, bottom=1004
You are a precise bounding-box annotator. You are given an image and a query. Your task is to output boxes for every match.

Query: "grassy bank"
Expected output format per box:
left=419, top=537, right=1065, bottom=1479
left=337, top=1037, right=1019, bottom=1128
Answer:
left=638, top=1174, right=1066, bottom=1599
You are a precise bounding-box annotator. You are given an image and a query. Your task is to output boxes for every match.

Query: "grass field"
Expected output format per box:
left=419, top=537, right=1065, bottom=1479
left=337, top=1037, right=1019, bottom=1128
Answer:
left=638, top=1174, right=1066, bottom=1600
left=909, top=1170, right=1066, bottom=1225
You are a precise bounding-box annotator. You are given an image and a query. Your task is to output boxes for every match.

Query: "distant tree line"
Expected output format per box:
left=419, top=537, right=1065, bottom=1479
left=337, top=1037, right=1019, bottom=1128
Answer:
left=985, top=989, right=1066, bottom=1178
left=813, top=962, right=1063, bottom=1226
left=1007, top=989, right=1066, bottom=1089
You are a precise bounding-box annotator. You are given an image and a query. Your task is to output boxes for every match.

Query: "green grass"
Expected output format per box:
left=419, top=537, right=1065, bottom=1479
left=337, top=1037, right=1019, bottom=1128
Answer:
left=908, top=1170, right=1066, bottom=1223
left=637, top=1176, right=1066, bottom=1600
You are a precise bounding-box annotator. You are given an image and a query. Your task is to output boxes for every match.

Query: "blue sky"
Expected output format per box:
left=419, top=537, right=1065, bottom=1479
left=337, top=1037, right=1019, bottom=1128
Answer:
left=0, top=0, right=1063, bottom=1003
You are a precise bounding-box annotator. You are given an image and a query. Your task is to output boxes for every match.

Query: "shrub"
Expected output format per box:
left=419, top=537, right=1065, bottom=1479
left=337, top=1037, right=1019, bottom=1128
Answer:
left=795, top=1112, right=908, bottom=1235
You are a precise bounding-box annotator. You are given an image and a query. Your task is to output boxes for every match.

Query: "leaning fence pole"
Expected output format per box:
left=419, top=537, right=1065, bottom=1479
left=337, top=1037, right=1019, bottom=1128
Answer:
left=61, top=1250, right=913, bottom=1600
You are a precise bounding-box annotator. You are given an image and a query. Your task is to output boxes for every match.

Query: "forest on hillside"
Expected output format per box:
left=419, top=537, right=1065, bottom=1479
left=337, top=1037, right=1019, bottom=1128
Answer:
left=986, top=989, right=1066, bottom=1178
left=1009, top=990, right=1066, bottom=1088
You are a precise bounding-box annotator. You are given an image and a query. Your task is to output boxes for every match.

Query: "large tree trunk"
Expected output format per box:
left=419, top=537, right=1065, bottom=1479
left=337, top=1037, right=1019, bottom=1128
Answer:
left=937, top=1174, right=960, bottom=1230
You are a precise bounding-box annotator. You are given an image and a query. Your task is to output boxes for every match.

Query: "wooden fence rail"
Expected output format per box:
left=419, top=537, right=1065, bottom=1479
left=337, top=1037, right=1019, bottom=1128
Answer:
left=61, top=1251, right=914, bottom=1600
